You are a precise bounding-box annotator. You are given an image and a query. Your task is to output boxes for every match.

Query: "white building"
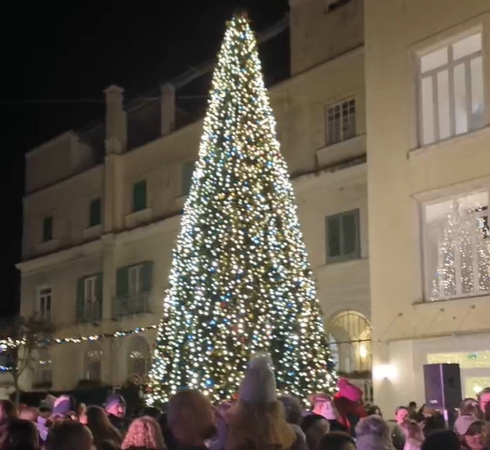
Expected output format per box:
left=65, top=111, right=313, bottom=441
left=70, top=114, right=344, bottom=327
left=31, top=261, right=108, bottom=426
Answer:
left=17, top=0, right=490, bottom=412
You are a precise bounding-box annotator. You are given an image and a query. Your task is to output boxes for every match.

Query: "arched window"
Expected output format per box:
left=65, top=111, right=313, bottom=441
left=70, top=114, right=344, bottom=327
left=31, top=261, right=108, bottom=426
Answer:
left=325, top=311, right=371, bottom=374
left=35, top=347, right=52, bottom=387
left=84, top=343, right=102, bottom=381
left=127, top=337, right=151, bottom=378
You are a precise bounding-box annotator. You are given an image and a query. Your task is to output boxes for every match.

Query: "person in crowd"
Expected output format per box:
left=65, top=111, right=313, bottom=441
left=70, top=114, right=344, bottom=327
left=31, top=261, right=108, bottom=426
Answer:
left=225, top=354, right=305, bottom=450
left=121, top=416, right=166, bottom=450
left=167, top=390, right=217, bottom=450
left=0, top=400, right=18, bottom=425
left=45, top=420, right=94, bottom=450
left=209, top=402, right=233, bottom=450
left=355, top=415, right=396, bottom=450
left=333, top=378, right=366, bottom=436
left=279, top=395, right=306, bottom=439
left=420, top=430, right=462, bottom=450
left=399, top=420, right=424, bottom=450
left=454, top=416, right=487, bottom=450
left=366, top=405, right=383, bottom=417
left=477, top=388, right=490, bottom=421
left=394, top=407, right=409, bottom=426
left=317, top=432, right=356, bottom=450
left=421, top=411, right=445, bottom=438
left=407, top=403, right=417, bottom=420
left=85, top=405, right=122, bottom=450
left=0, top=418, right=40, bottom=450
left=105, top=395, right=127, bottom=433
left=36, top=405, right=52, bottom=447
left=19, top=407, right=38, bottom=423
left=460, top=399, right=479, bottom=417
left=388, top=407, right=408, bottom=450
left=51, top=395, right=76, bottom=421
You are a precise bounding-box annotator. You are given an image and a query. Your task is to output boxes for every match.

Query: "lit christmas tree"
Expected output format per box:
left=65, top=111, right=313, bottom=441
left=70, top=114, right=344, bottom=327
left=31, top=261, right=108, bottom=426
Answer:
left=431, top=201, right=490, bottom=300
left=146, top=13, right=336, bottom=405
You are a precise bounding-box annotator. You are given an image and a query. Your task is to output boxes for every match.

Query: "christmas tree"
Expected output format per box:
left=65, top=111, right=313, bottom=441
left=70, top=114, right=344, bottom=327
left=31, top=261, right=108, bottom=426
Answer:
left=146, top=13, right=336, bottom=405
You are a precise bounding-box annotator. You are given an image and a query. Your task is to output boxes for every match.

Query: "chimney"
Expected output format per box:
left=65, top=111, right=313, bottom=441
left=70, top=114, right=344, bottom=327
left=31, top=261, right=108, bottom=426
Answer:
left=161, top=83, right=176, bottom=135
left=104, top=85, right=127, bottom=154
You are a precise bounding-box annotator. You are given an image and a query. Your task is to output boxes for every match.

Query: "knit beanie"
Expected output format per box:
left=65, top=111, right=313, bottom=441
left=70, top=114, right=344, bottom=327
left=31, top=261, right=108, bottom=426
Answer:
left=238, top=353, right=276, bottom=403
left=337, top=378, right=362, bottom=403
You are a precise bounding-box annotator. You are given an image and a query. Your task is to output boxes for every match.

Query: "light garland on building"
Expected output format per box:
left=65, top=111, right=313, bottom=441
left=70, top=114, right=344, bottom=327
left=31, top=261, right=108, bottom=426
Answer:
left=146, top=13, right=336, bottom=406
left=432, top=201, right=490, bottom=300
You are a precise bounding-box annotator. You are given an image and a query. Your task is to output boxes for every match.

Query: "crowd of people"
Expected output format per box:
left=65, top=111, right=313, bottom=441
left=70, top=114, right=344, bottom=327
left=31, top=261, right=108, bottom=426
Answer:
left=0, top=354, right=489, bottom=450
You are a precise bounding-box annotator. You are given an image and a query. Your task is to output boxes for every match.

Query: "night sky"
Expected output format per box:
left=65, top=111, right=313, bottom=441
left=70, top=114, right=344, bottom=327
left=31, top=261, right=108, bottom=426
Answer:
left=3, top=1, right=289, bottom=317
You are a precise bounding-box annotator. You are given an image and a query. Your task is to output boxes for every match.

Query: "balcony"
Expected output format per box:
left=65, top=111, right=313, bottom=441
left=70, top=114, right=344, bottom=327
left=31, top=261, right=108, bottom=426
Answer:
left=77, top=302, right=102, bottom=323
left=113, top=293, right=151, bottom=318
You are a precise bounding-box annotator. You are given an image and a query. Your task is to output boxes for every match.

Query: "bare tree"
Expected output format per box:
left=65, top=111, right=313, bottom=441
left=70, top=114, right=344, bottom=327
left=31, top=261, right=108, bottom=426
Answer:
left=0, top=315, right=55, bottom=404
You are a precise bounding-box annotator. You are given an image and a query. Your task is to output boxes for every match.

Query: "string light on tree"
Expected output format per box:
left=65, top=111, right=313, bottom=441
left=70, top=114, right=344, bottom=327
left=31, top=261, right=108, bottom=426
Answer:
left=146, top=13, right=336, bottom=406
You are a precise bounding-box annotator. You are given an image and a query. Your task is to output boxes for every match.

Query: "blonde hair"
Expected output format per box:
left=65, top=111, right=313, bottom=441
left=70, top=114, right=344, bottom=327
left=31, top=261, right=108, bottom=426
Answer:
left=122, top=416, right=166, bottom=450
left=400, top=419, right=423, bottom=440
left=225, top=401, right=296, bottom=450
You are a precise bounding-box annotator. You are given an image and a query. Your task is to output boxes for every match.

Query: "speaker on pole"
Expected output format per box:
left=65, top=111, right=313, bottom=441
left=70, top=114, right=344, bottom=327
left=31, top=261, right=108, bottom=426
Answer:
left=423, top=363, right=462, bottom=410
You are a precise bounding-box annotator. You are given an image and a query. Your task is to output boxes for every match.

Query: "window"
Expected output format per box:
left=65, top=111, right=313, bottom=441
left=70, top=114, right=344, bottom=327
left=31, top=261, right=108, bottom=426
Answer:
left=38, top=287, right=52, bottom=321
left=132, top=180, right=147, bottom=212
left=419, top=32, right=486, bottom=146
left=181, top=161, right=195, bottom=196
left=128, top=265, right=143, bottom=295
left=127, top=336, right=151, bottom=378
left=326, top=99, right=356, bottom=146
left=422, top=190, right=490, bottom=301
left=84, top=344, right=102, bottom=381
left=89, top=198, right=101, bottom=227
left=42, top=216, right=53, bottom=242
left=35, top=347, right=52, bottom=386
left=84, top=276, right=97, bottom=303
left=326, top=209, right=361, bottom=262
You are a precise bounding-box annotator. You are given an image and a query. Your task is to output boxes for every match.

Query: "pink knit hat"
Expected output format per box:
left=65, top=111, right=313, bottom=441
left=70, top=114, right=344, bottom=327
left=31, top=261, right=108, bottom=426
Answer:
left=337, top=378, right=362, bottom=403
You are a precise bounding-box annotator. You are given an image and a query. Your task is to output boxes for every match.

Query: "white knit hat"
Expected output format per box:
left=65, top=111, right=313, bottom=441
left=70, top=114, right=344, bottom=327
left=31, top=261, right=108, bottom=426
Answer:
left=239, top=353, right=276, bottom=403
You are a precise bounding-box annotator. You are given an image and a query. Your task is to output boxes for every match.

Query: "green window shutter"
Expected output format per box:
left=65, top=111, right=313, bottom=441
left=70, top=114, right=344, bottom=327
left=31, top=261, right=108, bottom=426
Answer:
left=326, top=216, right=341, bottom=259
left=95, top=273, right=103, bottom=304
left=43, top=216, right=53, bottom=242
left=181, top=162, right=195, bottom=196
left=76, top=279, right=85, bottom=320
left=89, top=198, right=102, bottom=227
left=341, top=210, right=360, bottom=257
left=140, top=261, right=154, bottom=294
left=116, top=267, right=129, bottom=298
left=132, top=180, right=147, bottom=212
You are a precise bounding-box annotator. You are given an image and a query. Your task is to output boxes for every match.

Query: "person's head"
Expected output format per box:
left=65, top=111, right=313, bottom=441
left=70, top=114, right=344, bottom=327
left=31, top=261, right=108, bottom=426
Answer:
left=455, top=418, right=487, bottom=450
left=408, top=401, right=417, bottom=410
left=85, top=405, right=121, bottom=444
left=278, top=395, right=302, bottom=425
left=168, top=390, right=216, bottom=446
left=421, top=430, right=461, bottom=450
left=460, top=398, right=478, bottom=416
left=477, top=387, right=490, bottom=420
left=140, top=406, right=162, bottom=421
left=19, top=407, right=38, bottom=422
left=38, top=405, right=52, bottom=419
left=0, top=418, right=40, bottom=450
left=395, top=406, right=409, bottom=424
left=302, top=416, right=330, bottom=450
left=366, top=405, right=382, bottom=417
left=309, top=393, right=340, bottom=420
left=105, top=394, right=126, bottom=419
left=0, top=399, right=18, bottom=423
left=356, top=416, right=391, bottom=442
left=400, top=419, right=424, bottom=442
left=122, top=416, right=166, bottom=450
left=46, top=420, right=93, bottom=450
left=317, top=432, right=356, bottom=450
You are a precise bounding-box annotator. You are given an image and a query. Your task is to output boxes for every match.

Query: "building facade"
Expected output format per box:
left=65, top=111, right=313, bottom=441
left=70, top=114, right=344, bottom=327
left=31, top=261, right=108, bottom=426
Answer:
left=18, top=0, right=490, bottom=410
left=365, top=0, right=490, bottom=413
left=18, top=0, right=372, bottom=397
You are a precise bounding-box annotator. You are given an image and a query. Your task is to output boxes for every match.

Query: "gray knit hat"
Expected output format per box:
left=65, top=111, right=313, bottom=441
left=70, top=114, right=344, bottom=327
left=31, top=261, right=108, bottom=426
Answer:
left=239, top=353, right=276, bottom=403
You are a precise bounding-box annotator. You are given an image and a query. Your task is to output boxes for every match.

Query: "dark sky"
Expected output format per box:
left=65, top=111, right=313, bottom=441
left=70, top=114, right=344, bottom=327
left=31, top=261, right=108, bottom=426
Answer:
left=2, top=0, right=289, bottom=317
